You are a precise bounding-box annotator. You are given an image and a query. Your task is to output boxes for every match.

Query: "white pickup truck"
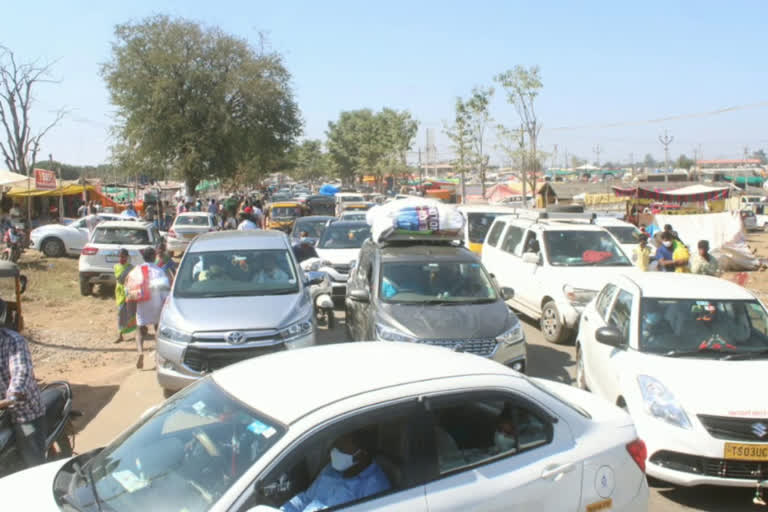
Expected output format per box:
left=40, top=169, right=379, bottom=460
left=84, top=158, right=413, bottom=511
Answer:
left=481, top=213, right=637, bottom=344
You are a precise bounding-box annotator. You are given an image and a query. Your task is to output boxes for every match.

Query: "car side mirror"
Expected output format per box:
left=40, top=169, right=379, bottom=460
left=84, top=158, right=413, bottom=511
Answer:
left=595, top=326, right=625, bottom=348
left=522, top=252, right=541, bottom=265
left=306, top=271, right=325, bottom=286
left=500, top=287, right=514, bottom=300
left=349, top=288, right=370, bottom=303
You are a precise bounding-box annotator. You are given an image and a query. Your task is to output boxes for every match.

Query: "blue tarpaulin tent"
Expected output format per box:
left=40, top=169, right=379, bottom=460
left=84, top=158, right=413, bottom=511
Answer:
left=319, top=184, right=339, bottom=196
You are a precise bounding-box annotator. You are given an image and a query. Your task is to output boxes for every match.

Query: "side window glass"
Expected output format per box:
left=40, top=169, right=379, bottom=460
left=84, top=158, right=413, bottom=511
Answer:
left=500, top=226, right=524, bottom=255
left=251, top=407, right=419, bottom=512
left=520, top=231, right=539, bottom=256
left=485, top=222, right=504, bottom=247
left=608, top=290, right=633, bottom=342
left=431, top=396, right=552, bottom=474
left=596, top=284, right=617, bottom=320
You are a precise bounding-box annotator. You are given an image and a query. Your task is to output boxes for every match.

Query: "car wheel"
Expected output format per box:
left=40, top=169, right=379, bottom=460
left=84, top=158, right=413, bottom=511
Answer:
left=326, top=309, right=336, bottom=330
left=79, top=275, right=93, bottom=296
left=575, top=344, right=589, bottom=390
left=540, top=300, right=572, bottom=344
left=41, top=238, right=65, bottom=258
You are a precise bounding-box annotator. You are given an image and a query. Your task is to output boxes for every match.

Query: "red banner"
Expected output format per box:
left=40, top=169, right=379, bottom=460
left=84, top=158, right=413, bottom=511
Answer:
left=34, top=168, right=57, bottom=190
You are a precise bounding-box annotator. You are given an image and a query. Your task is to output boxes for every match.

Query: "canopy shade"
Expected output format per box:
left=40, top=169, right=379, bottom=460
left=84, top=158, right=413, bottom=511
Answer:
left=0, top=169, right=30, bottom=187
left=612, top=184, right=731, bottom=202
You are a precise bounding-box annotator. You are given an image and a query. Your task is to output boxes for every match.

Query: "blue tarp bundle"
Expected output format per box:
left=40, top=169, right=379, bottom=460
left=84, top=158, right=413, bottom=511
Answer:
left=319, top=184, right=339, bottom=196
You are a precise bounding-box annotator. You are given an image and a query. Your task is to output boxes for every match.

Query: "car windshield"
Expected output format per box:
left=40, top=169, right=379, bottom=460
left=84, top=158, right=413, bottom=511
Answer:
left=543, top=230, right=631, bottom=267
left=318, top=224, right=370, bottom=249
left=380, top=261, right=497, bottom=304
left=60, top=378, right=283, bottom=512
left=467, top=212, right=504, bottom=243
left=341, top=213, right=366, bottom=222
left=340, top=195, right=364, bottom=203
left=293, top=218, right=330, bottom=239
left=271, top=206, right=300, bottom=218
left=176, top=215, right=211, bottom=226
left=640, top=298, right=768, bottom=357
left=604, top=226, right=641, bottom=244
left=93, top=227, right=150, bottom=245
left=175, top=249, right=298, bottom=298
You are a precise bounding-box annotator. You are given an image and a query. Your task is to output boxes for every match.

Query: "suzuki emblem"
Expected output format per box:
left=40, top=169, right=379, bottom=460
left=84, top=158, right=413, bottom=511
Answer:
left=227, top=331, right=246, bottom=345
left=752, top=422, right=768, bottom=439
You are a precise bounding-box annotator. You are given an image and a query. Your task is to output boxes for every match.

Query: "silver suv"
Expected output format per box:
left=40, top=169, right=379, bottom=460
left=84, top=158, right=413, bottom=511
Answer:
left=156, top=230, right=319, bottom=394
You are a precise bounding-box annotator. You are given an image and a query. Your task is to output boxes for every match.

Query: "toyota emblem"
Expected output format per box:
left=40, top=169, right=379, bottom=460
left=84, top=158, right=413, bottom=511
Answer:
left=227, top=331, right=246, bottom=345
left=752, top=422, right=768, bottom=439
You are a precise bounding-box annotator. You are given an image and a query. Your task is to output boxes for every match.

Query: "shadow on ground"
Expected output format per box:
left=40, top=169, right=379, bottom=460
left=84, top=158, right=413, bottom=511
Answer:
left=67, top=382, right=120, bottom=435
left=652, top=480, right=763, bottom=511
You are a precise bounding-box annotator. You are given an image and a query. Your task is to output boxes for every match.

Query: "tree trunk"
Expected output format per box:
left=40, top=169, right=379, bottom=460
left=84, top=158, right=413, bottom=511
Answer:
left=185, top=177, right=200, bottom=199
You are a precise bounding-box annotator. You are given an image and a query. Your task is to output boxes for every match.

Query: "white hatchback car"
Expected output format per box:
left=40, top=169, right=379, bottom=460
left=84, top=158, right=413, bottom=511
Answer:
left=78, top=221, right=163, bottom=295
left=576, top=272, right=768, bottom=487
left=30, top=214, right=136, bottom=257
left=0, top=343, right=649, bottom=511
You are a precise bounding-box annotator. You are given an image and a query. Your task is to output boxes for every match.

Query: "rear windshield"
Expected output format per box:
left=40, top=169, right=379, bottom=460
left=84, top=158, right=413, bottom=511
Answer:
left=175, top=216, right=211, bottom=226
left=318, top=224, right=371, bottom=249
left=271, top=206, right=301, bottom=218
left=93, top=227, right=150, bottom=245
left=339, top=195, right=364, bottom=203
left=467, top=212, right=504, bottom=244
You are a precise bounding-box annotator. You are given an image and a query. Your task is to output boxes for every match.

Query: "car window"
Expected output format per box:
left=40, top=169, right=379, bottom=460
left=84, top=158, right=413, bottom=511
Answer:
left=175, top=215, right=211, bottom=226
left=608, top=289, right=633, bottom=343
left=93, top=227, right=150, bottom=245
left=318, top=224, right=371, bottom=249
left=466, top=213, right=503, bottom=244
left=500, top=225, right=524, bottom=254
left=73, top=218, right=87, bottom=229
left=380, top=261, right=497, bottom=303
left=595, top=284, right=617, bottom=320
left=247, top=402, right=425, bottom=512
left=485, top=221, right=504, bottom=247
left=543, top=230, right=631, bottom=267
left=428, top=395, right=552, bottom=474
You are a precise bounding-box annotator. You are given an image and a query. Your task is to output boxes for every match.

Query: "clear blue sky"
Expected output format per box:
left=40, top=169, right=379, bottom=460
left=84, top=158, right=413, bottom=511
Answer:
left=3, top=0, right=767, bottom=167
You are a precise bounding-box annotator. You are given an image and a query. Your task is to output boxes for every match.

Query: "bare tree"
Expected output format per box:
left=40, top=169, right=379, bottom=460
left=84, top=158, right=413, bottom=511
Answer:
left=465, top=86, right=494, bottom=198
left=0, top=46, right=65, bottom=177
left=494, top=65, right=542, bottom=207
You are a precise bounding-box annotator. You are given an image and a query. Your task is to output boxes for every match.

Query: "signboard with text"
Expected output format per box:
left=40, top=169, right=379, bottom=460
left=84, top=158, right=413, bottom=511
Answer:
left=34, top=168, right=57, bottom=190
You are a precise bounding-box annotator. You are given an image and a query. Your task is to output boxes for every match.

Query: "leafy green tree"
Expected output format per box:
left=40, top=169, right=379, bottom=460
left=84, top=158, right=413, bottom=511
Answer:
left=751, top=149, right=767, bottom=165
left=495, top=66, right=543, bottom=206
left=444, top=98, right=472, bottom=202
left=643, top=153, right=657, bottom=168
left=101, top=15, right=301, bottom=194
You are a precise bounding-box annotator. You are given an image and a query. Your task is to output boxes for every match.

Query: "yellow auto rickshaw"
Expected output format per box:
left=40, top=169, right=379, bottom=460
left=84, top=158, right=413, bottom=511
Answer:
left=266, top=201, right=308, bottom=233
left=0, top=261, right=27, bottom=331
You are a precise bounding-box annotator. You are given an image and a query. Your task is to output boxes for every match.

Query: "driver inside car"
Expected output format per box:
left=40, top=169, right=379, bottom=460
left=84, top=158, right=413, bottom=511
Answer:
left=281, top=429, right=390, bottom=512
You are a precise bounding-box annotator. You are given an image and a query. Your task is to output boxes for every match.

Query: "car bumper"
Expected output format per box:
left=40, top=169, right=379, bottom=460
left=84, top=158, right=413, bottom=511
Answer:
left=491, top=341, right=527, bottom=373
left=166, top=237, right=190, bottom=252
left=156, top=332, right=316, bottom=392
left=29, top=235, right=43, bottom=251
left=556, top=299, right=584, bottom=329
left=79, top=271, right=115, bottom=285
left=638, top=412, right=767, bottom=487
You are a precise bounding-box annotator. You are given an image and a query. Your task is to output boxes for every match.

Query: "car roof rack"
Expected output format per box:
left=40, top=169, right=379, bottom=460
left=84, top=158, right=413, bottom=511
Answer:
left=507, top=208, right=597, bottom=224
left=374, top=232, right=463, bottom=247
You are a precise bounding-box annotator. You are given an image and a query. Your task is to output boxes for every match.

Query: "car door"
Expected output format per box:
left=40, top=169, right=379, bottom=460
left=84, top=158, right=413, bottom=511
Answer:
left=70, top=217, right=91, bottom=252
left=588, top=287, right=634, bottom=403
left=423, top=391, right=582, bottom=512
left=346, top=244, right=373, bottom=340
left=580, top=283, right=617, bottom=395
left=510, top=227, right=540, bottom=312
left=480, top=219, right=506, bottom=276
left=240, top=400, right=430, bottom=512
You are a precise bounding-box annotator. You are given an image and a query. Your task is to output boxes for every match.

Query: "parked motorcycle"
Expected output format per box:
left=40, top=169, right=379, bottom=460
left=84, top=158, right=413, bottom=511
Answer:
left=0, top=381, right=79, bottom=478
left=300, top=258, right=335, bottom=329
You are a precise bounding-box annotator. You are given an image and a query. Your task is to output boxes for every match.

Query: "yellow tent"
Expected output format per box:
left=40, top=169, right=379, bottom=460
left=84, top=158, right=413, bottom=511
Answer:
left=7, top=183, right=95, bottom=198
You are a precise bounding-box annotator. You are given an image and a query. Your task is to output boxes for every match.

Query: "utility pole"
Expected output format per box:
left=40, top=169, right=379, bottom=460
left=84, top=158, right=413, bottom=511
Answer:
left=744, top=146, right=750, bottom=164
left=519, top=125, right=527, bottom=207
left=417, top=147, right=423, bottom=194
left=564, top=148, right=568, bottom=169
left=629, top=152, right=634, bottom=176
left=593, top=144, right=602, bottom=167
left=552, top=144, right=558, bottom=170
left=659, top=129, right=674, bottom=171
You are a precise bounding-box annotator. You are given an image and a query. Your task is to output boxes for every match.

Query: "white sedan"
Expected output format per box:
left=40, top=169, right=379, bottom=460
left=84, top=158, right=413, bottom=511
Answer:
left=576, top=272, right=768, bottom=487
left=29, top=214, right=136, bottom=257
left=1, top=343, right=648, bottom=511
left=166, top=211, right=218, bottom=253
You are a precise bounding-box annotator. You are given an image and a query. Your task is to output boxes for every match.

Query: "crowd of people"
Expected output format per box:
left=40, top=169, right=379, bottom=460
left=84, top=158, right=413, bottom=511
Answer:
left=632, top=223, right=720, bottom=276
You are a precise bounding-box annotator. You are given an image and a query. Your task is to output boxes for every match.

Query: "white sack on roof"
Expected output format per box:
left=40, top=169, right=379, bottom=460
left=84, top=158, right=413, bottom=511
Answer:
left=366, top=197, right=464, bottom=243
left=655, top=211, right=759, bottom=271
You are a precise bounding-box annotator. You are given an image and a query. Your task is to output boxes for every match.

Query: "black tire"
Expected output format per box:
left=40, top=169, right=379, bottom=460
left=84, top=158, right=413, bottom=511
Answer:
left=41, top=238, right=65, bottom=258
left=326, top=309, right=336, bottom=330
left=79, top=275, right=93, bottom=297
left=575, top=345, right=589, bottom=390
left=540, top=300, right=572, bottom=344
left=545, top=204, right=584, bottom=213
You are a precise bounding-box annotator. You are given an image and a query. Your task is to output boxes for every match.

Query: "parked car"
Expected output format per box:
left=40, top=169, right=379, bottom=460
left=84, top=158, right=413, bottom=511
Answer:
left=289, top=215, right=335, bottom=243
left=482, top=212, right=635, bottom=344
left=346, top=239, right=526, bottom=371
left=315, top=220, right=371, bottom=302
left=334, top=192, right=367, bottom=216
left=166, top=212, right=218, bottom=253
left=740, top=209, right=759, bottom=231
left=576, top=272, right=768, bottom=487
left=78, top=221, right=162, bottom=296
left=457, top=204, right=516, bottom=254
left=5, top=343, right=649, bottom=511
left=593, top=216, right=644, bottom=257
left=30, top=213, right=135, bottom=257
left=338, top=211, right=367, bottom=222
left=156, top=230, right=320, bottom=395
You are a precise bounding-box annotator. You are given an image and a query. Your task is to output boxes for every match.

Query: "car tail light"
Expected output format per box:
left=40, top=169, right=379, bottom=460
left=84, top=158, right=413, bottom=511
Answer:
left=626, top=439, right=647, bottom=473
left=169, top=228, right=177, bottom=238
left=81, top=245, right=98, bottom=256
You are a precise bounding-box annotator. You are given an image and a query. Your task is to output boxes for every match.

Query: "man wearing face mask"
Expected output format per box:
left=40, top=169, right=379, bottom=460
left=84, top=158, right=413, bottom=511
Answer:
left=282, top=430, right=390, bottom=512
left=655, top=232, right=677, bottom=272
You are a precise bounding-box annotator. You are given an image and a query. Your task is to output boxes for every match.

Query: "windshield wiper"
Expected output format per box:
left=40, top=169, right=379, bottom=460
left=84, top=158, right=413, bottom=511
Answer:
left=663, top=347, right=734, bottom=358
left=72, top=461, right=103, bottom=512
left=722, top=348, right=768, bottom=360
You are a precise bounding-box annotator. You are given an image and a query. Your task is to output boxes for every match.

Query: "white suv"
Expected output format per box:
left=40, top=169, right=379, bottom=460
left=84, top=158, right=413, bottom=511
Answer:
left=482, top=212, right=635, bottom=344
left=78, top=221, right=163, bottom=296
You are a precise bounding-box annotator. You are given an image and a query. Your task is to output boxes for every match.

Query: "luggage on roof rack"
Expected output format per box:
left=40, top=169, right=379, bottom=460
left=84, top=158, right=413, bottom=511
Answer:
left=366, top=198, right=465, bottom=244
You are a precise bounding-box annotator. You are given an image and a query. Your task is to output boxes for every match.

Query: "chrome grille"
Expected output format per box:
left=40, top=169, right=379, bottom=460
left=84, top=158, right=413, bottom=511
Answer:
left=650, top=450, right=768, bottom=480
left=183, top=344, right=285, bottom=373
left=698, top=415, right=768, bottom=442
left=418, top=338, right=497, bottom=357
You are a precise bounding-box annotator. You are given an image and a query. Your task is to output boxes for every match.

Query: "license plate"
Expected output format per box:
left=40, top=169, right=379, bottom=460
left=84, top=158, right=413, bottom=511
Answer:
left=586, top=499, right=612, bottom=512
left=724, top=442, right=768, bottom=461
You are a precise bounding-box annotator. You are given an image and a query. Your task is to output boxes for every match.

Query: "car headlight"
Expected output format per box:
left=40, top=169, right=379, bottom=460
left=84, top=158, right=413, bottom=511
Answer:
left=158, top=325, right=192, bottom=343
left=563, top=285, right=597, bottom=306
left=637, top=375, right=692, bottom=429
left=496, top=321, right=525, bottom=345
left=279, top=314, right=314, bottom=341
left=375, top=323, right=415, bottom=342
